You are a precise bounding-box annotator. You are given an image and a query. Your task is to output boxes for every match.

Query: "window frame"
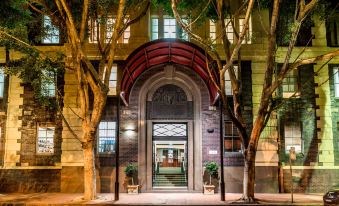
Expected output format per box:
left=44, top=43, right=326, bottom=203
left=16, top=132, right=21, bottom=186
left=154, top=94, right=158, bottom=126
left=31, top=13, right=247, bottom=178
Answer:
left=224, top=65, right=239, bottom=96
left=41, top=70, right=56, bottom=97
left=282, top=69, right=300, bottom=98
left=209, top=20, right=217, bottom=42
left=97, top=121, right=117, bottom=154
left=106, top=64, right=117, bottom=96
left=151, top=17, right=159, bottom=41
left=0, top=67, right=5, bottom=98
left=41, top=15, right=60, bottom=44
left=36, top=123, right=55, bottom=155
left=224, top=121, right=241, bottom=153
left=333, top=66, right=339, bottom=98
left=88, top=17, right=130, bottom=44
left=284, top=120, right=303, bottom=154
left=150, top=15, right=189, bottom=41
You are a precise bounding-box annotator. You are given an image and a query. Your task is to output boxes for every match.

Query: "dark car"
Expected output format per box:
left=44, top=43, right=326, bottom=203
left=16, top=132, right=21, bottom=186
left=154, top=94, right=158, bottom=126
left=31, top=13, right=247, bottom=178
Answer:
left=323, top=188, right=339, bottom=205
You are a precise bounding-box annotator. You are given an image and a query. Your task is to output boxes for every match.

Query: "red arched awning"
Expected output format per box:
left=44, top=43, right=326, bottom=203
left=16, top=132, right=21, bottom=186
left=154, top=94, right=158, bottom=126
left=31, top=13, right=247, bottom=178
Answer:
left=120, top=39, right=219, bottom=105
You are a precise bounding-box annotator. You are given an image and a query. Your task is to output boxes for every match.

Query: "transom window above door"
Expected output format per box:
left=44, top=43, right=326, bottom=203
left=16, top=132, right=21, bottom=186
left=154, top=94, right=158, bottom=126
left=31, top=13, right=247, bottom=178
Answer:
left=153, top=123, right=187, bottom=137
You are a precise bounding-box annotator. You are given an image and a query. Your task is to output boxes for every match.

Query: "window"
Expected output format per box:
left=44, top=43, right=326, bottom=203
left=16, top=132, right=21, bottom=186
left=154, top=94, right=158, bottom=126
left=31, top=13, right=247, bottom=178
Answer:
left=153, top=123, right=187, bottom=137
left=41, top=70, right=56, bottom=97
left=225, top=18, right=234, bottom=44
left=327, top=15, right=339, bottom=46
left=333, top=67, right=339, bottom=97
left=0, top=67, right=4, bottom=98
left=123, top=23, right=130, bottom=43
left=98, top=121, right=116, bottom=153
left=224, top=121, right=241, bottom=152
left=42, top=16, right=60, bottom=44
left=282, top=69, right=299, bottom=98
left=105, top=17, right=115, bottom=42
left=151, top=17, right=159, bottom=40
left=222, top=17, right=252, bottom=44
left=88, top=17, right=130, bottom=44
left=88, top=18, right=99, bottom=43
left=239, top=17, right=252, bottom=44
left=164, top=18, right=176, bottom=38
left=209, top=20, right=217, bottom=42
left=107, top=64, right=117, bottom=95
left=37, top=125, right=55, bottom=154
left=151, top=16, right=188, bottom=41
left=284, top=120, right=302, bottom=153
left=179, top=19, right=189, bottom=41
left=225, top=65, right=238, bottom=95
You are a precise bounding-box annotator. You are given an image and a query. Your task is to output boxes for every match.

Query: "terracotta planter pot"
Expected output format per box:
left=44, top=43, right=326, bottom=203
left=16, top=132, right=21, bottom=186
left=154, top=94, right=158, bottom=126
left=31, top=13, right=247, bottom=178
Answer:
left=127, top=185, right=140, bottom=194
left=203, top=185, right=215, bottom=195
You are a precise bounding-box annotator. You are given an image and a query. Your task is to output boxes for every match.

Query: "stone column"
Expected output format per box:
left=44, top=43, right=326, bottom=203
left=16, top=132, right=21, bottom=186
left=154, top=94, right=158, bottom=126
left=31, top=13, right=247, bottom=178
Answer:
left=4, top=76, right=24, bottom=167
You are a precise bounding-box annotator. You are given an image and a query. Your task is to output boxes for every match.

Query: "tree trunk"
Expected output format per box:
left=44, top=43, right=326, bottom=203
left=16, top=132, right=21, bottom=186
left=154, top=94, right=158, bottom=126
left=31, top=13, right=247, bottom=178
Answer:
left=83, top=139, right=96, bottom=200
left=242, top=150, right=256, bottom=202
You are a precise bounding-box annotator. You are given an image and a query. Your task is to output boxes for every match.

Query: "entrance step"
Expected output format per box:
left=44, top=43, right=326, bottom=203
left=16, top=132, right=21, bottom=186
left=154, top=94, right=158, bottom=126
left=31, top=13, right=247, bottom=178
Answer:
left=153, top=173, right=187, bottom=187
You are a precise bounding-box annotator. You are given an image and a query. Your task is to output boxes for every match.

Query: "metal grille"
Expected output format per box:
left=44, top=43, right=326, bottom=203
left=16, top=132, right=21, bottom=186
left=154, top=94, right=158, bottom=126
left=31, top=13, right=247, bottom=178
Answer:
left=153, top=123, right=187, bottom=137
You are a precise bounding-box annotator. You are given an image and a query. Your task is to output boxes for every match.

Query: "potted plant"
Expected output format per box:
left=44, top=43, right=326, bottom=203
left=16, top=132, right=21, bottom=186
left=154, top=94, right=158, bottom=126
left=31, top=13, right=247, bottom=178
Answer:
left=203, top=161, right=219, bottom=195
left=124, top=163, right=139, bottom=194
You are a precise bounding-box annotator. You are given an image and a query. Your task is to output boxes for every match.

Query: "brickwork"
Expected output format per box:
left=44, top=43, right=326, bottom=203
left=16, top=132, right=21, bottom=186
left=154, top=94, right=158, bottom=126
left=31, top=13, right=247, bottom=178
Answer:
left=0, top=169, right=61, bottom=192
left=19, top=84, right=63, bottom=166
left=0, top=74, right=9, bottom=166
left=278, top=65, right=318, bottom=166
left=328, top=64, right=339, bottom=165
left=283, top=168, right=339, bottom=193
left=4, top=76, right=24, bottom=166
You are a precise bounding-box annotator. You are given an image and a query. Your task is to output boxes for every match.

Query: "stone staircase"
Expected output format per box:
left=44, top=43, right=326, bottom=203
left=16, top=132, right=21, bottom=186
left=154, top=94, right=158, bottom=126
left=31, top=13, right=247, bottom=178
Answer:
left=153, top=173, right=187, bottom=187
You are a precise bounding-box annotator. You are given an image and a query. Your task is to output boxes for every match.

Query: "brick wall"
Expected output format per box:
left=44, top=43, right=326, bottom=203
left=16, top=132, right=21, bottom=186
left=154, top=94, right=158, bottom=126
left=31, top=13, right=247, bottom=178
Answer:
left=278, top=65, right=317, bottom=166
left=19, top=83, right=62, bottom=166
left=0, top=169, right=61, bottom=192
left=328, top=64, right=339, bottom=165
left=283, top=168, right=339, bottom=193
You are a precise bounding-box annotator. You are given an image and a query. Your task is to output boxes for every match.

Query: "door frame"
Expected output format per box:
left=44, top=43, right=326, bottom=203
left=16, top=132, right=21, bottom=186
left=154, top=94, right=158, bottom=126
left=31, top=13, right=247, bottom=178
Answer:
left=151, top=122, right=189, bottom=188
left=137, top=65, right=203, bottom=192
left=148, top=120, right=192, bottom=189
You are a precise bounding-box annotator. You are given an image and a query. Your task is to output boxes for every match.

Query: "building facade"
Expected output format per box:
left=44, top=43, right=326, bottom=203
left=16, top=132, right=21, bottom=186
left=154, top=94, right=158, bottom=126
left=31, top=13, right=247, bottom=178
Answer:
left=0, top=5, right=338, bottom=194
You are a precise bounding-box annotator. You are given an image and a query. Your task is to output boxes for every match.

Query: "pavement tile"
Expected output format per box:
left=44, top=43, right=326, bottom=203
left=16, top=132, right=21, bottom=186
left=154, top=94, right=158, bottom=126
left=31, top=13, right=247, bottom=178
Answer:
left=0, top=193, right=323, bottom=206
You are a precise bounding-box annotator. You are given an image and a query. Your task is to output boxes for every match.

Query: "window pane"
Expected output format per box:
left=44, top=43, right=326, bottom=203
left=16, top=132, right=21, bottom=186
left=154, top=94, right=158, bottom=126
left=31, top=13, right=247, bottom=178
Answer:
left=108, top=65, right=117, bottom=95
left=224, top=121, right=240, bottom=152
left=334, top=68, right=339, bottom=97
left=164, top=18, right=176, bottom=38
left=225, top=18, right=234, bottom=44
left=98, top=121, right=116, bottom=153
left=153, top=124, right=187, bottom=137
left=210, top=20, right=216, bottom=41
left=42, top=16, right=60, bottom=44
left=37, top=126, right=55, bottom=154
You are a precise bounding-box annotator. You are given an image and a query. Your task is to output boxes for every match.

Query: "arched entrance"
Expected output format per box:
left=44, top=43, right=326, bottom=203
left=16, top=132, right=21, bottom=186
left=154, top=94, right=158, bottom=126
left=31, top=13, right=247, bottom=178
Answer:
left=120, top=40, right=219, bottom=192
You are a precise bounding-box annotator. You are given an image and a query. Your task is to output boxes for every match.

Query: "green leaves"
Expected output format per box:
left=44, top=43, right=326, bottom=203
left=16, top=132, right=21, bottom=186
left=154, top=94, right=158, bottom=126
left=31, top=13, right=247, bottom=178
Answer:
left=124, top=163, right=138, bottom=177
left=204, top=161, right=219, bottom=177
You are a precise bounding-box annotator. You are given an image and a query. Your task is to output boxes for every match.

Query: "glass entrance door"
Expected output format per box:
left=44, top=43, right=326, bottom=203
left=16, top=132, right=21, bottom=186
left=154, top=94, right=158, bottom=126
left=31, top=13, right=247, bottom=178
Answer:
left=152, top=123, right=188, bottom=188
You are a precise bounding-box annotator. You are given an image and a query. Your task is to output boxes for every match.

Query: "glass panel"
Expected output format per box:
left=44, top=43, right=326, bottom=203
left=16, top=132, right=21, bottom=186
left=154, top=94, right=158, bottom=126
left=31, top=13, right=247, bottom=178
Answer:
left=210, top=20, right=216, bottom=41
left=334, top=68, right=339, bottom=97
left=42, top=16, right=60, bottom=44
left=108, top=65, right=117, bottom=95
left=153, top=124, right=187, bottom=137
left=37, top=126, right=55, bottom=154
left=41, top=70, right=55, bottom=97
left=0, top=67, right=5, bottom=98
left=225, top=18, right=234, bottom=44
left=98, top=121, right=116, bottom=153
left=164, top=18, right=176, bottom=38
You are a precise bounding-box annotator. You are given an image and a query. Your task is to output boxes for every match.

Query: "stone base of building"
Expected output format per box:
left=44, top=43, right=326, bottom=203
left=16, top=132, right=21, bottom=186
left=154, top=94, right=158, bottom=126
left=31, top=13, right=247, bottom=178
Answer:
left=0, top=167, right=337, bottom=193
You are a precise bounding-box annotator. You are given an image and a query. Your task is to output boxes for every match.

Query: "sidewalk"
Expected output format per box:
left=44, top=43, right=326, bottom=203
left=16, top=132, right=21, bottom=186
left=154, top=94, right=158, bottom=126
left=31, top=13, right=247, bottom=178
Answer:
left=0, top=193, right=323, bottom=205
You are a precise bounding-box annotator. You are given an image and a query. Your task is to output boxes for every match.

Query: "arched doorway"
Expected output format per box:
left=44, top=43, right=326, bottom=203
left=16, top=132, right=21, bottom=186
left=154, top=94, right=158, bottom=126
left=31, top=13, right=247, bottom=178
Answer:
left=149, top=84, right=191, bottom=189
left=120, top=40, right=219, bottom=192
left=137, top=65, right=203, bottom=191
